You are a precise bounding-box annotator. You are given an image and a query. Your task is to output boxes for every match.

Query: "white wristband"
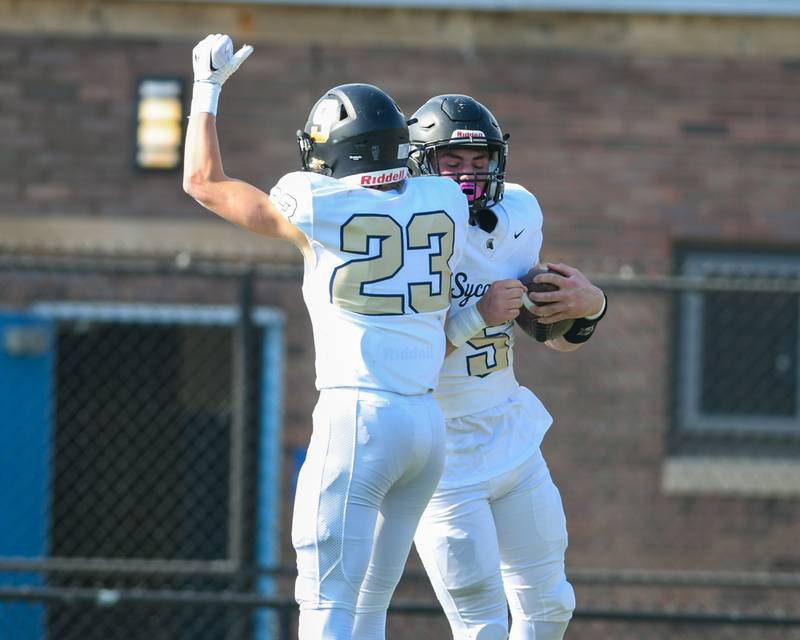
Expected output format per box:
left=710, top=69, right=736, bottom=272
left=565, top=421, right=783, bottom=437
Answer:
left=190, top=81, right=221, bottom=117
left=446, top=304, right=488, bottom=347
left=585, top=295, right=607, bottom=320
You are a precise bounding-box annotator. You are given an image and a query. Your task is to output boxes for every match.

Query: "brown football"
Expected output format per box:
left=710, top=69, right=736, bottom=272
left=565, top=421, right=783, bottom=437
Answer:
left=515, top=266, right=574, bottom=342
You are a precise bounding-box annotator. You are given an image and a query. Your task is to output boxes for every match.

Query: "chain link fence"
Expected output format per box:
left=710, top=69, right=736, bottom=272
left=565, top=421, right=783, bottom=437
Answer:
left=0, top=251, right=798, bottom=639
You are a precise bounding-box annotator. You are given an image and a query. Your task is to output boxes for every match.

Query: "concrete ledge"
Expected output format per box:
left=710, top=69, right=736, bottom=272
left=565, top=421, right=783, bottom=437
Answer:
left=662, top=457, right=800, bottom=498
left=0, top=215, right=300, bottom=263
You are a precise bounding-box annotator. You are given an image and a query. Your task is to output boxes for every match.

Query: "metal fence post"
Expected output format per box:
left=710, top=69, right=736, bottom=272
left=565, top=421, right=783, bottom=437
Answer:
left=229, top=270, right=256, bottom=639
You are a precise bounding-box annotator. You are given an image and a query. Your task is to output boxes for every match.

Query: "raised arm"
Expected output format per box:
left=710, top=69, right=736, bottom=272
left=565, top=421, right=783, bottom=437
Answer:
left=182, top=34, right=307, bottom=250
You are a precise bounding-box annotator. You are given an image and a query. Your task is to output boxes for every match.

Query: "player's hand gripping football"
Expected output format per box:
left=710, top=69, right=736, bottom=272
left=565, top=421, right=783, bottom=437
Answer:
left=526, top=263, right=604, bottom=325
left=193, top=34, right=253, bottom=86
left=476, top=279, right=526, bottom=325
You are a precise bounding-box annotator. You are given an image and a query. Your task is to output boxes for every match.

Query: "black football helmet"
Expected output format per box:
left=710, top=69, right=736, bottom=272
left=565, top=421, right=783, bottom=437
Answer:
left=298, top=84, right=410, bottom=186
left=408, top=94, right=508, bottom=210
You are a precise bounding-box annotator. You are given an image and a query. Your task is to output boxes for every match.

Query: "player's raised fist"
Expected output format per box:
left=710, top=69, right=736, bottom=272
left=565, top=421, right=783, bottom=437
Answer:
left=192, top=33, right=253, bottom=86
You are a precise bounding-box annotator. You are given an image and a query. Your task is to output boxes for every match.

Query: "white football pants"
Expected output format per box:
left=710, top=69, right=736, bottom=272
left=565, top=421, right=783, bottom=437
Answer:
left=414, top=449, right=575, bottom=640
left=292, top=387, right=446, bottom=640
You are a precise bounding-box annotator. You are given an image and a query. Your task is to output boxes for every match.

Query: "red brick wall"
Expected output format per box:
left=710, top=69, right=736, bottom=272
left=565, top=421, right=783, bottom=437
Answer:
left=5, top=36, right=800, bottom=261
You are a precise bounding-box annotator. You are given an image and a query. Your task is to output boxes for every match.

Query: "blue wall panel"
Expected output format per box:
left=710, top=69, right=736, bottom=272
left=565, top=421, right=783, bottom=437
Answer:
left=0, top=313, right=55, bottom=639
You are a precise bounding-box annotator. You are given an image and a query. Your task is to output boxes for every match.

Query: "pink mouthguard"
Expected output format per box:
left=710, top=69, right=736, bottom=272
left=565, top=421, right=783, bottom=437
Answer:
left=459, top=181, right=484, bottom=204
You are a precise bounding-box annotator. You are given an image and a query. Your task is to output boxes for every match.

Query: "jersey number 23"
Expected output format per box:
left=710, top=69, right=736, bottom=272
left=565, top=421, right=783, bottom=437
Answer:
left=330, top=211, right=455, bottom=315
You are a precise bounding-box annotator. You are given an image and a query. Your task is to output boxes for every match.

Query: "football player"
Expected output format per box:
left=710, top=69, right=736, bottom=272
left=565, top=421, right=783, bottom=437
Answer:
left=183, top=37, right=520, bottom=640
left=384, top=95, right=603, bottom=640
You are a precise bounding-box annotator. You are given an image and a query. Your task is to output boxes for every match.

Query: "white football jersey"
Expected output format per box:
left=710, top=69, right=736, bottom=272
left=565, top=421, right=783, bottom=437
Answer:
left=435, top=182, right=552, bottom=428
left=270, top=172, right=469, bottom=395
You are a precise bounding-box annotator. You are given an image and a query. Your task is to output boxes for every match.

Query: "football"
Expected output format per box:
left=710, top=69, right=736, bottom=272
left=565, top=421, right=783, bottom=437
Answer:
left=515, top=266, right=574, bottom=342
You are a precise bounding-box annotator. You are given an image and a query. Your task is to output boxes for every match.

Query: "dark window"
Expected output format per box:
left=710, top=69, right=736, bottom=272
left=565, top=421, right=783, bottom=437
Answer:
left=700, top=291, right=797, bottom=417
left=48, top=320, right=246, bottom=640
left=52, top=322, right=233, bottom=561
left=676, top=250, right=800, bottom=440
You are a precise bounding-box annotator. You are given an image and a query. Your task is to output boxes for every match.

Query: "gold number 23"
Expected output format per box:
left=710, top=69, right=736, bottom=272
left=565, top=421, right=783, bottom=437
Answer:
left=330, top=211, right=455, bottom=316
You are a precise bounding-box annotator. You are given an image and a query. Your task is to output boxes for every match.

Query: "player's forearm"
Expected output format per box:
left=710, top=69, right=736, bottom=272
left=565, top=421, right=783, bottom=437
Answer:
left=183, top=112, right=227, bottom=206
left=182, top=115, right=257, bottom=227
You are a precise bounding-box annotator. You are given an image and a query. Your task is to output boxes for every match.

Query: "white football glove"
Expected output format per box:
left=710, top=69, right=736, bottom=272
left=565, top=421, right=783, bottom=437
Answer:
left=193, top=33, right=253, bottom=85
left=190, top=33, right=253, bottom=117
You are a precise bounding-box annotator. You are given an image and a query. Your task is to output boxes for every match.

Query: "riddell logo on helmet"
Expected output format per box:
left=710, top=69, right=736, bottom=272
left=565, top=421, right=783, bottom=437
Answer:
left=360, top=169, right=406, bottom=185
left=340, top=167, right=409, bottom=187
left=451, top=129, right=486, bottom=140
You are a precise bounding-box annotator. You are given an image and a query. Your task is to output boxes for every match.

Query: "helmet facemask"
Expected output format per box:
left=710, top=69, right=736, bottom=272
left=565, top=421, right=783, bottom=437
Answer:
left=410, top=140, right=507, bottom=212
left=408, top=94, right=510, bottom=213
left=297, top=131, right=333, bottom=176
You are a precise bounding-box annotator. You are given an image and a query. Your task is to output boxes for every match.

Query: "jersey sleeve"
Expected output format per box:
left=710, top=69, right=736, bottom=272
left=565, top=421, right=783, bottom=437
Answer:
left=505, top=183, right=545, bottom=271
left=528, top=193, right=544, bottom=268
left=268, top=172, right=315, bottom=240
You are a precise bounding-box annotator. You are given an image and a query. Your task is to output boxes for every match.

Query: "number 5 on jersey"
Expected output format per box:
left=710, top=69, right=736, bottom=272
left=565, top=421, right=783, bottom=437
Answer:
left=466, top=328, right=511, bottom=378
left=330, top=211, right=455, bottom=315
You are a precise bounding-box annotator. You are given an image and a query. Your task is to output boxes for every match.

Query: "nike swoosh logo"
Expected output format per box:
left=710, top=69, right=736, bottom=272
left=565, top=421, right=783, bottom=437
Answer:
left=514, top=229, right=525, bottom=239
left=209, top=51, right=218, bottom=72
